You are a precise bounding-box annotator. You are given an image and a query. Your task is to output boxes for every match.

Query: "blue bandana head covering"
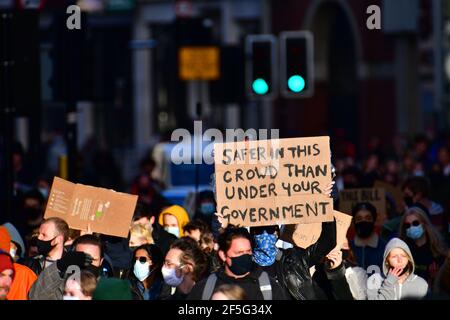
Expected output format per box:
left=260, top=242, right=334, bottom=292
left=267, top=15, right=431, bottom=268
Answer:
left=253, top=231, right=278, bottom=267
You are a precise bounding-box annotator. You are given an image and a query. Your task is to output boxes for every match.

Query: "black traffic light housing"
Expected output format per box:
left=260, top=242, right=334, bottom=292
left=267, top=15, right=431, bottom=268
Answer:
left=280, top=31, right=314, bottom=98
left=245, top=35, right=278, bottom=99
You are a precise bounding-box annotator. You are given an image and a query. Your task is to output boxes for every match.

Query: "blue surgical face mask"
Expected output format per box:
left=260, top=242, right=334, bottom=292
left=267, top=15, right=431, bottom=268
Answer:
left=406, top=224, right=425, bottom=240
left=133, top=261, right=152, bottom=282
left=200, top=202, right=215, bottom=215
left=253, top=231, right=278, bottom=267
left=164, top=226, right=180, bottom=238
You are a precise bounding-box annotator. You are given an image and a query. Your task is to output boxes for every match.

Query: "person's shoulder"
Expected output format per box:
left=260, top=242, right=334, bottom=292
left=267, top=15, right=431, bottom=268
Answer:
left=13, top=262, right=37, bottom=276
left=410, top=274, right=428, bottom=288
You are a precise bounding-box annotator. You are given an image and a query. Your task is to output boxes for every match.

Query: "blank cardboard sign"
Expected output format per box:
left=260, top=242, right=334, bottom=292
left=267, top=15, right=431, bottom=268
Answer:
left=280, top=210, right=352, bottom=249
left=44, top=177, right=138, bottom=238
left=338, top=188, right=386, bottom=226
left=214, top=137, right=334, bottom=227
left=332, top=210, right=353, bottom=250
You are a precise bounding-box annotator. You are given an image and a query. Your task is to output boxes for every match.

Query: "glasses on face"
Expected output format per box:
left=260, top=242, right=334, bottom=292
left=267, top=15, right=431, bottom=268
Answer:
left=404, top=220, right=420, bottom=229
left=163, top=260, right=183, bottom=269
left=135, top=257, right=149, bottom=264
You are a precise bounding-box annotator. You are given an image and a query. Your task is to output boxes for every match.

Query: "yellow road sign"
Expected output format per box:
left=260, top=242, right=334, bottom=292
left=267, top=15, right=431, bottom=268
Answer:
left=178, top=46, right=220, bottom=81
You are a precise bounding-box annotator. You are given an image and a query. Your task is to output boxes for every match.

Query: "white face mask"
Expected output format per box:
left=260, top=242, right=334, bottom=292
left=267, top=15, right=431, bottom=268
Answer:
left=161, top=266, right=184, bottom=287
left=133, top=261, right=151, bottom=282
left=10, top=248, right=17, bottom=259
left=63, top=295, right=80, bottom=301
left=164, top=226, right=180, bottom=238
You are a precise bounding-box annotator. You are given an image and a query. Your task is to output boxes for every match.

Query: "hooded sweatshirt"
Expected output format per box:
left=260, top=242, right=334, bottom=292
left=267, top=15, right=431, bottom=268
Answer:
left=367, top=238, right=428, bottom=300
left=157, top=205, right=190, bottom=237
left=3, top=223, right=25, bottom=258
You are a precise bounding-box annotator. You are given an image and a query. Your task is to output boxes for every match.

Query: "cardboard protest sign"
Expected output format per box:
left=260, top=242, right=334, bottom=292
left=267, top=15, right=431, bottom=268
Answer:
left=280, top=223, right=322, bottom=249
left=44, top=177, right=138, bottom=238
left=374, top=180, right=404, bottom=212
left=332, top=210, right=353, bottom=250
left=339, top=188, right=386, bottom=226
left=214, top=136, right=334, bottom=227
left=280, top=210, right=352, bottom=249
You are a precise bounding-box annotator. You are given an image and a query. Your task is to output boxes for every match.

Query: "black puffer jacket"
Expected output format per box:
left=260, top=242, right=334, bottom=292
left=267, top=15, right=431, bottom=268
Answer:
left=278, top=219, right=337, bottom=300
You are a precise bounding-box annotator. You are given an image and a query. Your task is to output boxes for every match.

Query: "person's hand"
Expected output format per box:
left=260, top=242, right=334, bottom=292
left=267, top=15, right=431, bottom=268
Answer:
left=322, top=181, right=336, bottom=197
left=388, top=266, right=403, bottom=279
left=214, top=212, right=228, bottom=229
left=326, top=250, right=342, bottom=270
left=56, top=251, right=93, bottom=273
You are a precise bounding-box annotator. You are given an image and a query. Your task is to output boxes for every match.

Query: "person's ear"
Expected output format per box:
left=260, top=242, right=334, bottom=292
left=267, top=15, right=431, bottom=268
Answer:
left=150, top=216, right=155, bottom=225
left=100, top=257, right=104, bottom=266
left=218, top=250, right=227, bottom=263
left=184, top=263, right=194, bottom=275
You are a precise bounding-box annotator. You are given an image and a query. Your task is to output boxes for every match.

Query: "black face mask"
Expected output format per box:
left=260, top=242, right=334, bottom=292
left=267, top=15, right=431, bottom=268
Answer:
left=228, top=254, right=253, bottom=276
left=355, top=221, right=374, bottom=239
left=404, top=196, right=414, bottom=207
left=36, top=237, right=57, bottom=257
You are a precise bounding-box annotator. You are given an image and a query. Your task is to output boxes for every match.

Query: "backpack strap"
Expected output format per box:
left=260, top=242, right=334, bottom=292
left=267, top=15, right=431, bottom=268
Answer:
left=201, top=273, right=218, bottom=300
left=258, top=271, right=272, bottom=300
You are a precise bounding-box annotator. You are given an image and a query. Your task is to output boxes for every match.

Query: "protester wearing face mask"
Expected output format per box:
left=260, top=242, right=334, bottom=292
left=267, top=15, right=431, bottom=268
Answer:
left=367, top=238, right=428, bottom=300
left=63, top=270, right=97, bottom=300
left=160, top=237, right=208, bottom=300
left=158, top=205, right=190, bottom=239
left=29, top=235, right=105, bottom=300
left=124, top=244, right=165, bottom=300
left=193, top=190, right=216, bottom=226
left=19, top=217, right=69, bottom=276
left=399, top=206, right=449, bottom=286
left=188, top=227, right=287, bottom=300
left=250, top=225, right=281, bottom=278
left=350, top=203, right=386, bottom=270
left=15, top=189, right=46, bottom=241
left=402, top=176, right=445, bottom=233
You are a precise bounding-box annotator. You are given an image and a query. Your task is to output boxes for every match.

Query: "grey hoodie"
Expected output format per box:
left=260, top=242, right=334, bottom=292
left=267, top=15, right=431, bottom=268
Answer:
left=3, top=222, right=25, bottom=258
left=367, top=238, right=428, bottom=300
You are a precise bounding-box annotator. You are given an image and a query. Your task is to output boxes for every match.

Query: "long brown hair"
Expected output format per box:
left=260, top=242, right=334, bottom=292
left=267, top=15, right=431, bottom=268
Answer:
left=399, top=207, right=448, bottom=258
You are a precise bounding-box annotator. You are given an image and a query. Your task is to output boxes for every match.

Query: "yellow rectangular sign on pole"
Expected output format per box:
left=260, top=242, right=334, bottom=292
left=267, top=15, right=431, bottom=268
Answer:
left=178, top=46, right=220, bottom=81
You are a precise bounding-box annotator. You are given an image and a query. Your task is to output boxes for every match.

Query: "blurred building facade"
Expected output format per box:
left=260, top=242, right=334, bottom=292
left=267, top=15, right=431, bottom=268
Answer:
left=3, top=0, right=450, bottom=184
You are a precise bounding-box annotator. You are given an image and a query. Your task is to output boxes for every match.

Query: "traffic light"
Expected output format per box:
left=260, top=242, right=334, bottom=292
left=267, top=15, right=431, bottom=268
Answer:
left=280, top=31, right=314, bottom=98
left=245, top=35, right=277, bottom=99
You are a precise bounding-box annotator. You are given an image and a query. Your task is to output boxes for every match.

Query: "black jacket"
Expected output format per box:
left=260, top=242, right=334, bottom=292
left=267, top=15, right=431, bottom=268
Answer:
left=312, top=262, right=354, bottom=300
left=152, top=223, right=177, bottom=256
left=19, top=255, right=47, bottom=276
left=187, top=267, right=289, bottom=300
left=128, top=274, right=165, bottom=300
left=278, top=219, right=337, bottom=300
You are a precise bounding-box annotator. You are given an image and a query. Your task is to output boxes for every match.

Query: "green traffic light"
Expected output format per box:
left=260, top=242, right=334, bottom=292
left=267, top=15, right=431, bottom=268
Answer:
left=252, top=78, right=269, bottom=95
left=288, top=75, right=306, bottom=93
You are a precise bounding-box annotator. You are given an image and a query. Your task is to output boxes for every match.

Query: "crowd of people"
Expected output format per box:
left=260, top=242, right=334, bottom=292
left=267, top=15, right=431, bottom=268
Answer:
left=0, top=132, right=450, bottom=300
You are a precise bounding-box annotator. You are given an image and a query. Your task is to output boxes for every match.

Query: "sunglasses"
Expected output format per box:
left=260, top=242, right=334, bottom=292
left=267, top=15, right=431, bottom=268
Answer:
left=251, top=225, right=278, bottom=235
left=404, top=220, right=421, bottom=229
left=135, top=257, right=149, bottom=263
